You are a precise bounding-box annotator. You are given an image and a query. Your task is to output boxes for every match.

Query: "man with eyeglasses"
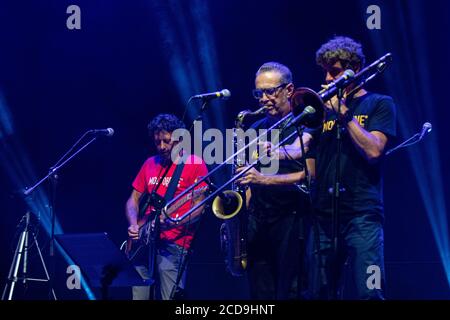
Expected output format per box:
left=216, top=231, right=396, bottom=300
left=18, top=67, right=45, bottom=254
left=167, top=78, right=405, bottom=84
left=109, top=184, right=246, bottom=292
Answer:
left=236, top=61, right=315, bottom=299
left=311, top=36, right=396, bottom=299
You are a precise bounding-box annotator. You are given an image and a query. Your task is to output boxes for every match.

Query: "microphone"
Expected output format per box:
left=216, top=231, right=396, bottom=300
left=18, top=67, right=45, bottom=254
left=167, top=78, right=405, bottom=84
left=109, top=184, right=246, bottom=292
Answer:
left=192, top=89, right=231, bottom=101
left=287, top=105, right=316, bottom=127
left=419, top=122, right=432, bottom=140
left=385, top=121, right=432, bottom=156
left=91, top=128, right=114, bottom=137
left=350, top=52, right=393, bottom=85
left=365, top=52, right=393, bottom=74
left=325, top=69, right=355, bottom=90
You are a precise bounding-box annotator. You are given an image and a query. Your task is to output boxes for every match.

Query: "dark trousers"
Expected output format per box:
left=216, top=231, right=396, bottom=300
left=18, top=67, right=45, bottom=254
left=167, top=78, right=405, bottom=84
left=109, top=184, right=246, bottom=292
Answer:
left=246, top=211, right=305, bottom=300
left=133, top=241, right=187, bottom=300
left=309, top=212, right=385, bottom=300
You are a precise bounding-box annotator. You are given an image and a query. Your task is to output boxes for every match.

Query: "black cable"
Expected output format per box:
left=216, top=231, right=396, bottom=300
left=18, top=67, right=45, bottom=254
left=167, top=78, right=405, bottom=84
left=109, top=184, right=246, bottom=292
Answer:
left=52, top=130, right=92, bottom=168
left=170, top=179, right=208, bottom=299
left=282, top=142, right=306, bottom=168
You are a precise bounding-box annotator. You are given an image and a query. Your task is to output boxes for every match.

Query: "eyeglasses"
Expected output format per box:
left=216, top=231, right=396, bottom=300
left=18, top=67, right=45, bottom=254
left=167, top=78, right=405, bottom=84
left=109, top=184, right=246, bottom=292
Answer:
left=252, top=83, right=288, bottom=99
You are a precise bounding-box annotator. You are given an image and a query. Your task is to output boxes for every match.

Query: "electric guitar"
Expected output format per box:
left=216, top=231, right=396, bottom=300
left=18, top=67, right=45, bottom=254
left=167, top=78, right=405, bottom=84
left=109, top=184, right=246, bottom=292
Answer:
left=124, top=186, right=208, bottom=261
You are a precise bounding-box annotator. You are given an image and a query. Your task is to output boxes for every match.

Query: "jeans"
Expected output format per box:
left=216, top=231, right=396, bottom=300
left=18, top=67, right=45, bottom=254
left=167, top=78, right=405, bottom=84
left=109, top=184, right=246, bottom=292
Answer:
left=309, top=212, right=385, bottom=300
left=246, top=211, right=306, bottom=300
left=132, top=241, right=187, bottom=300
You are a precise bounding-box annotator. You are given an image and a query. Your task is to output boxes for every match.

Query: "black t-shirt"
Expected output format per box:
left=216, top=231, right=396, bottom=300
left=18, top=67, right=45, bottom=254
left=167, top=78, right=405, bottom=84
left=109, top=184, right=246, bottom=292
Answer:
left=249, top=116, right=311, bottom=220
left=313, top=92, right=397, bottom=217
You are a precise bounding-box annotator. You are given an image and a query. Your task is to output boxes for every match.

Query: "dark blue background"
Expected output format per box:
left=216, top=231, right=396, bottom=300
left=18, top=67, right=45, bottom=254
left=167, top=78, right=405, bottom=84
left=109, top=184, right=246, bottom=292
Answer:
left=0, top=0, right=449, bottom=299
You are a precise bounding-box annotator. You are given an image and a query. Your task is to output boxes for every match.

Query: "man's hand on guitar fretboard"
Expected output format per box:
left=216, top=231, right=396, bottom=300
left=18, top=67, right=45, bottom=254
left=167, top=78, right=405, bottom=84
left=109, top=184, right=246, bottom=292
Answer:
left=142, top=213, right=178, bottom=231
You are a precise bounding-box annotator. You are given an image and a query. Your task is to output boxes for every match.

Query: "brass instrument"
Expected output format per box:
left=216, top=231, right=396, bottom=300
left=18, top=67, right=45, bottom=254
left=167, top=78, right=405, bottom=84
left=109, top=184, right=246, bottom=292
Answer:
left=161, top=95, right=323, bottom=224
left=235, top=105, right=268, bottom=126
left=162, top=53, right=392, bottom=224
left=212, top=108, right=266, bottom=276
left=210, top=108, right=268, bottom=220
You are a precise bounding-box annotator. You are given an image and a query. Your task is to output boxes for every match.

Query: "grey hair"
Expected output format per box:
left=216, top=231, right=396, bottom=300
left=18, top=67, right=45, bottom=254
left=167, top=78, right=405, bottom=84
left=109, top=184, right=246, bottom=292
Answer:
left=256, top=61, right=293, bottom=84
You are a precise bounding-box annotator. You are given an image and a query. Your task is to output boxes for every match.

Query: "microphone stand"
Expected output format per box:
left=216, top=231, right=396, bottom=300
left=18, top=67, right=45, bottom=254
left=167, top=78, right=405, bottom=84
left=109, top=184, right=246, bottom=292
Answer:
left=291, top=122, right=325, bottom=300
left=169, top=97, right=210, bottom=300
left=329, top=88, right=345, bottom=300
left=23, top=132, right=100, bottom=300
left=168, top=202, right=209, bottom=300
left=385, top=133, right=423, bottom=156
left=276, top=116, right=314, bottom=299
left=294, top=125, right=309, bottom=299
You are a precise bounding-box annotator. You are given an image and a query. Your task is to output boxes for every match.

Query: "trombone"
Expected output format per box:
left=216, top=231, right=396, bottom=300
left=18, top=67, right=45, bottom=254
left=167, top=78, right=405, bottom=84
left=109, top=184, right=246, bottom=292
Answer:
left=162, top=52, right=393, bottom=223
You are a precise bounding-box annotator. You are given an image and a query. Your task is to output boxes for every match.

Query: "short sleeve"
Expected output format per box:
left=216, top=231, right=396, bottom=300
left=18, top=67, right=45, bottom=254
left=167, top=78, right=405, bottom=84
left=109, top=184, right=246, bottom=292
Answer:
left=366, top=96, right=397, bottom=139
left=183, top=155, right=209, bottom=189
left=132, top=160, right=150, bottom=193
left=304, top=126, right=321, bottom=159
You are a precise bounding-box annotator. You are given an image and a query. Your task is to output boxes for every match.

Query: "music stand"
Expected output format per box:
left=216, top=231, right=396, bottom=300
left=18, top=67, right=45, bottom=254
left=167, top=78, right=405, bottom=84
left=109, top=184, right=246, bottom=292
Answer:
left=55, top=233, right=151, bottom=300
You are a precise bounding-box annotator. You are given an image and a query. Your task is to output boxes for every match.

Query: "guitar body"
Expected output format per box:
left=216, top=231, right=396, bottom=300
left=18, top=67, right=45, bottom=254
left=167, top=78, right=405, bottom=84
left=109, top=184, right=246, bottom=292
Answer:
left=124, top=186, right=208, bottom=261
left=125, top=214, right=154, bottom=261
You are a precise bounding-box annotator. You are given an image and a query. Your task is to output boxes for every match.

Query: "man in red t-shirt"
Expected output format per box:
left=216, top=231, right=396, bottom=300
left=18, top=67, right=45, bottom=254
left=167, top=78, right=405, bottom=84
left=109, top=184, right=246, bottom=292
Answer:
left=125, top=114, right=208, bottom=300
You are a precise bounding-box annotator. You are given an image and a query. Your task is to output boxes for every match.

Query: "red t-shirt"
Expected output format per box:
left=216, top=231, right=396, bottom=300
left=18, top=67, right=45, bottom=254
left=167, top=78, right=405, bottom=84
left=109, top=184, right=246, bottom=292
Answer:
left=132, top=154, right=208, bottom=249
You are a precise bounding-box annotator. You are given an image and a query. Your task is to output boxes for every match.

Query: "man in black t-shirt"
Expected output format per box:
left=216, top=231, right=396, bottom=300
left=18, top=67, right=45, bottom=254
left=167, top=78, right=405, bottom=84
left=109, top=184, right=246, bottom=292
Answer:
left=311, top=36, right=396, bottom=299
left=236, top=61, right=314, bottom=299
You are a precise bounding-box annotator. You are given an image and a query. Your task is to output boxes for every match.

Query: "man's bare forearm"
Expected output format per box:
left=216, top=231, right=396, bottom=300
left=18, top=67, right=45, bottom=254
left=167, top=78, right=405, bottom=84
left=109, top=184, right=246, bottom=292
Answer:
left=262, top=171, right=305, bottom=186
left=126, top=200, right=138, bottom=226
left=346, top=119, right=386, bottom=162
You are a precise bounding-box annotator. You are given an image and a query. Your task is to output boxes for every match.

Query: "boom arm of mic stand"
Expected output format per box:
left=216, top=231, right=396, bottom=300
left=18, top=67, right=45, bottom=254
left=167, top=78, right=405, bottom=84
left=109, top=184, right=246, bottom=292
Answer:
left=21, top=134, right=100, bottom=300
left=385, top=133, right=421, bottom=156
left=52, top=131, right=92, bottom=169
left=24, top=136, right=99, bottom=196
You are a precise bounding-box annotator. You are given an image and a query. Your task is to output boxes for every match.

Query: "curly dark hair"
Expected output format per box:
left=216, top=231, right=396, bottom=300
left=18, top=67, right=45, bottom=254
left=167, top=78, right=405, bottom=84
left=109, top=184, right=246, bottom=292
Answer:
left=256, top=61, right=293, bottom=84
left=316, top=36, right=365, bottom=71
left=147, top=113, right=185, bottom=137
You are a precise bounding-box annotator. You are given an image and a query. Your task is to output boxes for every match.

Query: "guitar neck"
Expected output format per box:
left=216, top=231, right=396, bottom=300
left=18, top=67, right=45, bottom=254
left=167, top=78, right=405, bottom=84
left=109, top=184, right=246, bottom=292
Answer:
left=166, top=186, right=208, bottom=216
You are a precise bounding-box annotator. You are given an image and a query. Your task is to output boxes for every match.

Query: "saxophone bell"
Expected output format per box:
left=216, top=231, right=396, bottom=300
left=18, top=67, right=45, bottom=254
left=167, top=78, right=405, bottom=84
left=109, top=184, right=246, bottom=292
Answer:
left=212, top=190, right=243, bottom=219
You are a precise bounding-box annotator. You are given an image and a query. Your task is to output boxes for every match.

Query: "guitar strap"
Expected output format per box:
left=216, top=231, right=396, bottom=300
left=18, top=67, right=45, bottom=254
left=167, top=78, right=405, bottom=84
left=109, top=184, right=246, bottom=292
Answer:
left=138, top=154, right=187, bottom=217
left=145, top=155, right=187, bottom=299
left=164, top=154, right=187, bottom=203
